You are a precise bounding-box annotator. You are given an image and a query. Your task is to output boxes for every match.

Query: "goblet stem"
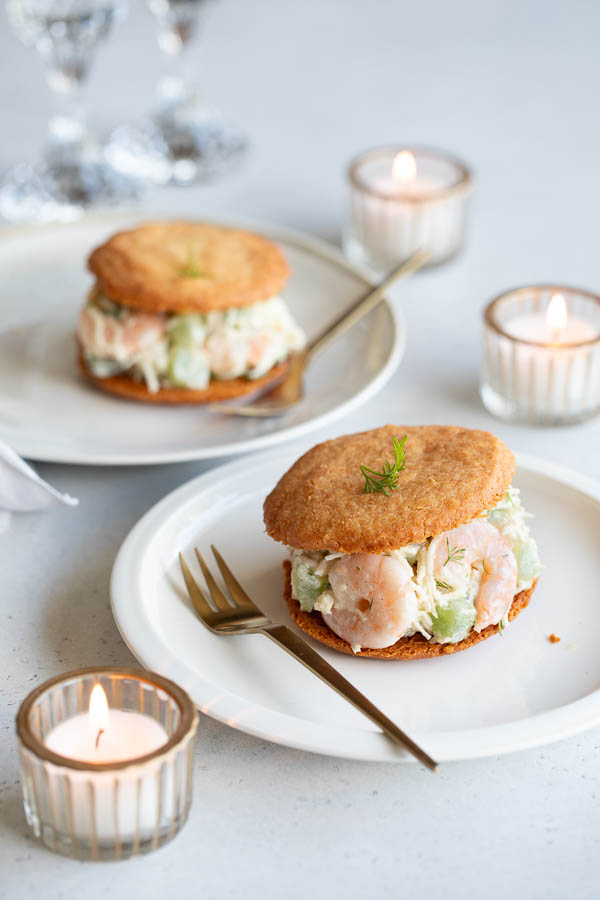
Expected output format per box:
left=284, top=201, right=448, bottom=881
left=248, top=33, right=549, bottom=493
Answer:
left=150, top=0, right=208, bottom=56
left=0, top=0, right=137, bottom=222
left=45, top=90, right=90, bottom=162
left=154, top=8, right=203, bottom=113
left=42, top=39, right=93, bottom=95
left=156, top=70, right=189, bottom=115
left=106, top=0, right=247, bottom=186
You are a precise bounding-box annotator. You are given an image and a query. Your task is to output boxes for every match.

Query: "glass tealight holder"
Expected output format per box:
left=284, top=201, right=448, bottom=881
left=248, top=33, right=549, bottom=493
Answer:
left=481, top=286, right=600, bottom=425
left=16, top=667, right=198, bottom=861
left=343, top=145, right=472, bottom=276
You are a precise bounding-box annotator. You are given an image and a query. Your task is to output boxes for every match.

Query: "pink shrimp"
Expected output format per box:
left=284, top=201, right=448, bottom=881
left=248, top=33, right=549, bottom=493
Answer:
left=204, top=334, right=249, bottom=378
left=322, top=553, right=418, bottom=649
left=78, top=306, right=165, bottom=362
left=246, top=332, right=274, bottom=367
left=431, top=520, right=517, bottom=631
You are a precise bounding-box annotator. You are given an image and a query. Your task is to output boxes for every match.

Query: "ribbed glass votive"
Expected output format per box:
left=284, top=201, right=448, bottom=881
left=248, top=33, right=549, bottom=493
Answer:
left=16, top=667, right=198, bottom=861
left=343, top=145, right=472, bottom=275
left=481, top=286, right=600, bottom=425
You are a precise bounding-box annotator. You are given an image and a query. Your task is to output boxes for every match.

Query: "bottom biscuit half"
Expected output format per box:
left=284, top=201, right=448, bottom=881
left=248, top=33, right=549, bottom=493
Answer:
left=78, top=352, right=290, bottom=405
left=282, top=560, right=536, bottom=660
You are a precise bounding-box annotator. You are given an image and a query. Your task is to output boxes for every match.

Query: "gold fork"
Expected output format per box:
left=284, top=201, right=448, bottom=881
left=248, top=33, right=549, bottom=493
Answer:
left=210, top=248, right=430, bottom=417
left=179, top=545, right=438, bottom=771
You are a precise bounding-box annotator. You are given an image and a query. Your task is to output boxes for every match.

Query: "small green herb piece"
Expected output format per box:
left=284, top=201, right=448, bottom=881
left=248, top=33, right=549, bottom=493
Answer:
left=435, top=579, right=454, bottom=593
left=369, top=597, right=374, bottom=610
left=361, top=435, right=407, bottom=496
left=444, top=538, right=466, bottom=566
left=181, top=245, right=210, bottom=278
left=355, top=565, right=361, bottom=571
left=498, top=618, right=504, bottom=636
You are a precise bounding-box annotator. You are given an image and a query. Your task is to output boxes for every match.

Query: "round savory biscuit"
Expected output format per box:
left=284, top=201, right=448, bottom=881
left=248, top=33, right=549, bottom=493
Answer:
left=78, top=353, right=290, bottom=405
left=264, top=425, right=515, bottom=552
left=88, top=221, right=290, bottom=313
left=282, top=561, right=536, bottom=660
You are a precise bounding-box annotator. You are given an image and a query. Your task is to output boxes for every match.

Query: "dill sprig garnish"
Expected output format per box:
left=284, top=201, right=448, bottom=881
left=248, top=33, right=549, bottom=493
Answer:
left=361, top=435, right=407, bottom=496
left=444, top=538, right=466, bottom=566
left=498, top=618, right=504, bottom=636
left=181, top=245, right=210, bottom=278
left=435, top=579, right=454, bottom=593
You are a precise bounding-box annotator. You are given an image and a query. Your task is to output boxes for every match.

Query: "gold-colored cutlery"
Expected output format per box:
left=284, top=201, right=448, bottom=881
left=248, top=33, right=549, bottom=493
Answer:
left=179, top=544, right=438, bottom=771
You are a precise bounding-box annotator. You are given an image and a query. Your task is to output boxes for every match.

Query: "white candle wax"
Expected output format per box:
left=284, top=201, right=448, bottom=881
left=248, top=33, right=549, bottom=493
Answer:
left=45, top=709, right=167, bottom=763
left=18, top=673, right=198, bottom=858
left=504, top=312, right=597, bottom=344
left=360, top=163, right=464, bottom=267
left=372, top=174, right=441, bottom=198
left=496, top=309, right=598, bottom=419
left=345, top=147, right=471, bottom=274
left=44, top=705, right=170, bottom=843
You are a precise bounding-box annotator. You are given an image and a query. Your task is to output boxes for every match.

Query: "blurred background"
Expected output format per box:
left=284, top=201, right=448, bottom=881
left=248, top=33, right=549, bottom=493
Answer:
left=0, top=0, right=598, bottom=252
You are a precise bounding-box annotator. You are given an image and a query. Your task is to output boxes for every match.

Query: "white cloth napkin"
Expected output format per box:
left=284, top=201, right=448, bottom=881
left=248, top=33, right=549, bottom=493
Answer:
left=0, top=440, right=78, bottom=533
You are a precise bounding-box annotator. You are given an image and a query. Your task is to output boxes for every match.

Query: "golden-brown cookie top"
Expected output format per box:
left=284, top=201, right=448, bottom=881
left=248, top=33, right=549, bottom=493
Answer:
left=88, top=221, right=290, bottom=312
left=264, top=425, right=515, bottom=552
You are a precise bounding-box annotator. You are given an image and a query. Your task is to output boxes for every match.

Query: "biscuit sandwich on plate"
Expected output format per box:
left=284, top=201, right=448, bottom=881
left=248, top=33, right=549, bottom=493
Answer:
left=264, top=425, right=541, bottom=659
left=77, top=221, right=306, bottom=403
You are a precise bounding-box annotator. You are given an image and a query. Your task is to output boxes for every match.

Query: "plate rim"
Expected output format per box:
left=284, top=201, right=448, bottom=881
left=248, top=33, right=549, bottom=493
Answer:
left=0, top=213, right=404, bottom=465
left=110, top=448, right=600, bottom=763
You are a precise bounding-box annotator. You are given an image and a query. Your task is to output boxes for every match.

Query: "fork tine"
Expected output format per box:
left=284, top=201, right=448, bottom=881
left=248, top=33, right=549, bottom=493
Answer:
left=194, top=548, right=233, bottom=611
left=211, top=545, right=259, bottom=612
left=178, top=553, right=215, bottom=620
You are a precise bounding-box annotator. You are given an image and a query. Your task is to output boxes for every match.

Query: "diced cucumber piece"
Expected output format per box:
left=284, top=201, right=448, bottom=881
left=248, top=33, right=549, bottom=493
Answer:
left=487, top=507, right=509, bottom=527
left=167, top=314, right=207, bottom=347
left=168, top=346, right=210, bottom=389
left=513, top=539, right=541, bottom=583
left=291, top=559, right=329, bottom=612
left=430, top=596, right=476, bottom=644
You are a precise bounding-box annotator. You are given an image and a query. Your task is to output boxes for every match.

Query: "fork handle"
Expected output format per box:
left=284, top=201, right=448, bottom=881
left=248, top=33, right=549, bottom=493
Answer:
left=305, top=249, right=430, bottom=361
left=262, top=624, right=437, bottom=771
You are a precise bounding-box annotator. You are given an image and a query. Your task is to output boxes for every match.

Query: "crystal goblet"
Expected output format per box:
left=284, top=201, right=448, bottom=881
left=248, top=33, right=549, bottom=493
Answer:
left=106, top=0, right=248, bottom=186
left=0, top=0, right=137, bottom=223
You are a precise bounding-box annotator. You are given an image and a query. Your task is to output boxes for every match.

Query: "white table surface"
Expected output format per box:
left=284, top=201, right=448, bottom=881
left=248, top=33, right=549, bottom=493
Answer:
left=1, top=1, right=600, bottom=897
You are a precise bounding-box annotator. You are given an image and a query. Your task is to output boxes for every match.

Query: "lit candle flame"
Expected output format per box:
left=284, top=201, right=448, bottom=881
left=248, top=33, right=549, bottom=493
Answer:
left=392, top=150, right=417, bottom=182
left=89, top=684, right=109, bottom=745
left=546, top=293, right=567, bottom=336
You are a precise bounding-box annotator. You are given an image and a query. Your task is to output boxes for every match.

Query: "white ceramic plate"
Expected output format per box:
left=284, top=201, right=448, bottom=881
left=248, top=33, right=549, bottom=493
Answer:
left=0, top=215, right=402, bottom=465
left=111, top=448, right=600, bottom=763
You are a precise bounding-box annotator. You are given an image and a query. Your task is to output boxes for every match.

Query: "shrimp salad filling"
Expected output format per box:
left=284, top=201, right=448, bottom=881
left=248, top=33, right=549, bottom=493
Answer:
left=77, top=290, right=306, bottom=393
left=289, top=488, right=541, bottom=652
